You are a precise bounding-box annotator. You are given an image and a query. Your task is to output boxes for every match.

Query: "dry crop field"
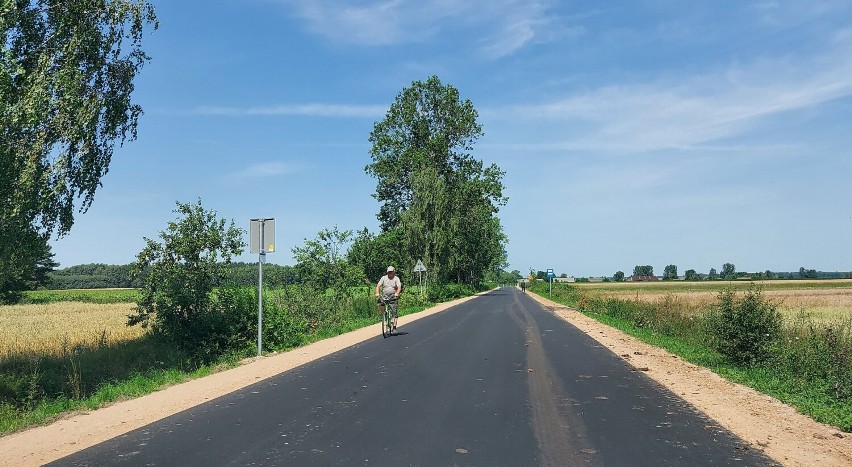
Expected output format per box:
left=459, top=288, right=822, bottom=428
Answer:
left=574, top=279, right=852, bottom=324
left=0, top=302, right=145, bottom=359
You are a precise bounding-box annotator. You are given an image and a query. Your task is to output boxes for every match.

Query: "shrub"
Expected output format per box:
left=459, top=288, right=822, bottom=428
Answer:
left=708, top=286, right=782, bottom=365
left=128, top=200, right=245, bottom=362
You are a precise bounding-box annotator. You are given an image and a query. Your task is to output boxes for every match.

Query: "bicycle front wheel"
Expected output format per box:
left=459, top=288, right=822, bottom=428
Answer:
left=382, top=312, right=387, bottom=338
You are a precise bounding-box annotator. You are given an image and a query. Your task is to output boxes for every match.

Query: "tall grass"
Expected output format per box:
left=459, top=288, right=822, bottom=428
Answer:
left=529, top=281, right=852, bottom=431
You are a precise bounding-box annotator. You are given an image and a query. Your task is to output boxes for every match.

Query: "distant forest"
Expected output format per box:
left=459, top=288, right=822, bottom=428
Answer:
left=47, top=263, right=301, bottom=289
left=46, top=263, right=852, bottom=289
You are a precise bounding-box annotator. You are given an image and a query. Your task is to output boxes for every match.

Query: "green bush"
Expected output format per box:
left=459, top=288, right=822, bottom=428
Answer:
left=128, top=200, right=246, bottom=363
left=707, top=286, right=782, bottom=366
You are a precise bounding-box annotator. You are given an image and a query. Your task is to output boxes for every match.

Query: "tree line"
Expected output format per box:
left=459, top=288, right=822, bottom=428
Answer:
left=610, top=264, right=851, bottom=281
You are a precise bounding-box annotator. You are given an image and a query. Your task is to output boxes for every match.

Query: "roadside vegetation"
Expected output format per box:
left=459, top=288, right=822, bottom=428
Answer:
left=528, top=280, right=852, bottom=431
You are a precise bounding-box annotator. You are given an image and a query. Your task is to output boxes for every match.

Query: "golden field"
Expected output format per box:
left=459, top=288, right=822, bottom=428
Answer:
left=575, top=280, right=852, bottom=324
left=0, top=302, right=146, bottom=358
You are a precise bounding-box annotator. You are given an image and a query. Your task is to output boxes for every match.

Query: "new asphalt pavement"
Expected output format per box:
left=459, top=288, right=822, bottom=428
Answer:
left=51, top=287, right=775, bottom=466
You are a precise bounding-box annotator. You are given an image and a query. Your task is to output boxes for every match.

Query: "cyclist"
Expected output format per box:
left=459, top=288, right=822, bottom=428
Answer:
left=376, top=266, right=402, bottom=329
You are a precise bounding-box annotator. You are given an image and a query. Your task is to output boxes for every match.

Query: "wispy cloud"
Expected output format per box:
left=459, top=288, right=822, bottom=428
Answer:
left=195, top=103, right=386, bottom=118
left=490, top=44, right=852, bottom=152
left=280, top=0, right=573, bottom=58
left=233, top=162, right=295, bottom=179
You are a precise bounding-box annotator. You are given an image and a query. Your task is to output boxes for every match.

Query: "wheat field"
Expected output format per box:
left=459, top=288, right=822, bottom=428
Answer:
left=0, top=302, right=146, bottom=358
left=582, top=282, right=852, bottom=324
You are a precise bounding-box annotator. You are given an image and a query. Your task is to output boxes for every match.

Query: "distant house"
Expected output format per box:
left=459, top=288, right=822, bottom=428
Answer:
left=627, top=275, right=659, bottom=282
left=554, top=276, right=575, bottom=283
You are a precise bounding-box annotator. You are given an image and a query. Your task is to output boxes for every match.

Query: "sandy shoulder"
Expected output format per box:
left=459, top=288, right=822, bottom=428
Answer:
left=526, top=292, right=852, bottom=467
left=0, top=294, right=481, bottom=467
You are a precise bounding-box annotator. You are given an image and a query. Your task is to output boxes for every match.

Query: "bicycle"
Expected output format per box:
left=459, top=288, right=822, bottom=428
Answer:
left=380, top=295, right=397, bottom=338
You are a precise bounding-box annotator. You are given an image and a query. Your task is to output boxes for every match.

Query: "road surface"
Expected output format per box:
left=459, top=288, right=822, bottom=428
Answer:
left=51, top=288, right=774, bottom=466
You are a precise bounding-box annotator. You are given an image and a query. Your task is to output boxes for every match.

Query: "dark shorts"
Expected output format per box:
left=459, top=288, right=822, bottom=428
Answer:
left=378, top=295, right=398, bottom=318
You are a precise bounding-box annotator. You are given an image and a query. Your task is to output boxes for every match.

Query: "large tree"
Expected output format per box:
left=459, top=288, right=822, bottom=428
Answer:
left=366, top=76, right=507, bottom=284
left=721, top=263, right=736, bottom=280
left=1, top=0, right=157, bottom=301
left=633, top=265, right=654, bottom=277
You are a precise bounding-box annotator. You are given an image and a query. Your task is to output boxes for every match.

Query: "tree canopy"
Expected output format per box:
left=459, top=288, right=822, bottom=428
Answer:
left=1, top=0, right=157, bottom=301
left=365, top=76, right=508, bottom=285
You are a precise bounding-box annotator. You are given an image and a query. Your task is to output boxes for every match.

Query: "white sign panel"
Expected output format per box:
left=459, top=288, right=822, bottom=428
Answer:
left=250, top=218, right=275, bottom=254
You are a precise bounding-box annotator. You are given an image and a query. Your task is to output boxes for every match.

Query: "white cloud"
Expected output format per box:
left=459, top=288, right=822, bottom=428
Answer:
left=281, top=0, right=573, bottom=58
left=233, top=162, right=295, bottom=179
left=490, top=45, right=852, bottom=152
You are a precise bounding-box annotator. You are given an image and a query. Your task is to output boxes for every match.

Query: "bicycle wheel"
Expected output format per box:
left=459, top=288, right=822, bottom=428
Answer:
left=382, top=310, right=388, bottom=338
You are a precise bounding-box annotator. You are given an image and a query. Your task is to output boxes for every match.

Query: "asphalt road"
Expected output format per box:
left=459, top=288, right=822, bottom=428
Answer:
left=51, top=288, right=774, bottom=466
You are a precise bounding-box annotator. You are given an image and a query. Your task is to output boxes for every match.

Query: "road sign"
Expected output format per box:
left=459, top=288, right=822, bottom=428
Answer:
left=249, top=218, right=275, bottom=254
left=546, top=268, right=555, bottom=278
left=414, top=259, right=427, bottom=272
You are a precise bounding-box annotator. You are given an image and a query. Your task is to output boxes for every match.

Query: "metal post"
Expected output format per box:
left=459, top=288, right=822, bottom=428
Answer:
left=258, top=251, right=263, bottom=356
left=250, top=217, right=274, bottom=358
left=549, top=277, right=552, bottom=296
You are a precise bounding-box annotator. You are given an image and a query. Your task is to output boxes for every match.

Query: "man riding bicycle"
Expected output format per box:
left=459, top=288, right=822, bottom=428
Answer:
left=376, top=266, right=402, bottom=330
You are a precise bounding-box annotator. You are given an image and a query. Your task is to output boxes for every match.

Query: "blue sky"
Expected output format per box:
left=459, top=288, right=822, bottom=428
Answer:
left=50, top=0, right=852, bottom=277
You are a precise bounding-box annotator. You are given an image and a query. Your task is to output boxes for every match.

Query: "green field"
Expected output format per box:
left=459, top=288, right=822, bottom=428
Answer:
left=23, top=288, right=139, bottom=304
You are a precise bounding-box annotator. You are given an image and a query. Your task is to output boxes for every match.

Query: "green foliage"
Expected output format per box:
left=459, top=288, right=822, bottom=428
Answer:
left=366, top=75, right=508, bottom=286
left=613, top=271, right=625, bottom=282
left=48, top=263, right=140, bottom=289
left=662, top=264, right=678, bottom=280
left=708, top=267, right=718, bottom=280
left=775, top=312, right=852, bottom=401
left=23, top=288, right=139, bottom=304
left=684, top=269, right=699, bottom=281
left=633, top=265, right=654, bottom=276
left=0, top=225, right=58, bottom=303
left=721, top=263, right=736, bottom=280
left=707, top=286, right=782, bottom=365
left=1, top=0, right=156, bottom=303
left=799, top=267, right=819, bottom=279
left=128, top=200, right=245, bottom=361
left=293, top=226, right=365, bottom=291
left=347, top=228, right=407, bottom=285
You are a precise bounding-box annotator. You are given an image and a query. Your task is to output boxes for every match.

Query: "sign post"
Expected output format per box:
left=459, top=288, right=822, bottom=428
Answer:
left=414, top=259, right=427, bottom=295
left=546, top=268, right=555, bottom=296
left=250, top=218, right=275, bottom=356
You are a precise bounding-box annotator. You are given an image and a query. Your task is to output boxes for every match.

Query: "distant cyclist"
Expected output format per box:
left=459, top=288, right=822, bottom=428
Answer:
left=376, top=266, right=402, bottom=329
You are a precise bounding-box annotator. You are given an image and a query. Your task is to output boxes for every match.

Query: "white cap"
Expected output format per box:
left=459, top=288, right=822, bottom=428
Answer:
left=387, top=266, right=395, bottom=272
